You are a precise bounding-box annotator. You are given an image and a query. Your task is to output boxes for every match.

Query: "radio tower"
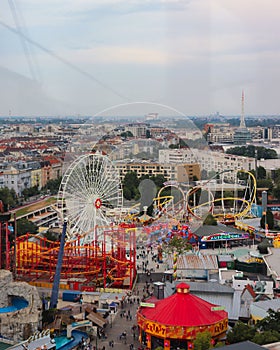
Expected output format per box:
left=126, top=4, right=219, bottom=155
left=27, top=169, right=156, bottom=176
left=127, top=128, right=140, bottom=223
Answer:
left=240, top=90, right=246, bottom=128
left=233, top=90, right=251, bottom=144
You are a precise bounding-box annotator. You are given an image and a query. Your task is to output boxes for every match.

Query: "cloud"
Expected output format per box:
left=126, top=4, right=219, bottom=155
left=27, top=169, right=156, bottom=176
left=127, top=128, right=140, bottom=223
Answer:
left=17, top=0, right=189, bottom=27
left=24, top=0, right=189, bottom=10
left=69, top=45, right=175, bottom=65
left=0, top=66, right=71, bottom=115
left=1, top=0, right=280, bottom=115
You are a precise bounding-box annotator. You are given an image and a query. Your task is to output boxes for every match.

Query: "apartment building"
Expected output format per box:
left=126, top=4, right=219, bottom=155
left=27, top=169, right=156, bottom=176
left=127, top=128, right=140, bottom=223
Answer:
left=124, top=123, right=148, bottom=138
left=269, top=125, right=280, bottom=139
left=3, top=164, right=32, bottom=195
left=0, top=157, right=62, bottom=195
left=29, top=161, right=43, bottom=189
left=41, top=157, right=62, bottom=187
left=116, top=161, right=200, bottom=183
left=158, top=149, right=255, bottom=181
left=206, top=123, right=234, bottom=144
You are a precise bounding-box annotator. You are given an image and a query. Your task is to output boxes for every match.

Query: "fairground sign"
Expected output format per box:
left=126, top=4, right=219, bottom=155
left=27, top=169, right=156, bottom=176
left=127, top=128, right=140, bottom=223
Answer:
left=201, top=232, right=249, bottom=241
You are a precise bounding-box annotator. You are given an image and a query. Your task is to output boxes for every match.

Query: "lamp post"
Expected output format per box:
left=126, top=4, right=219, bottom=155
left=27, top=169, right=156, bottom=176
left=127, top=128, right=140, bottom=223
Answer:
left=106, top=299, right=112, bottom=328
left=255, top=149, right=258, bottom=180
left=13, top=212, right=17, bottom=279
left=94, top=327, right=98, bottom=350
left=262, top=191, right=268, bottom=237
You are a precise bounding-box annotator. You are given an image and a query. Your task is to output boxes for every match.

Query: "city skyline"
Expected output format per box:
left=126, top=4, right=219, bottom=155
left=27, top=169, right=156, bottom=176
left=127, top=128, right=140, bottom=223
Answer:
left=1, top=0, right=280, bottom=116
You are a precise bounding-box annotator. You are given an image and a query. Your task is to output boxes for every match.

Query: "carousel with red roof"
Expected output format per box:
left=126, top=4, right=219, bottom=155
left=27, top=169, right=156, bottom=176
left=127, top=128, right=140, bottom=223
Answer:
left=137, top=282, right=228, bottom=350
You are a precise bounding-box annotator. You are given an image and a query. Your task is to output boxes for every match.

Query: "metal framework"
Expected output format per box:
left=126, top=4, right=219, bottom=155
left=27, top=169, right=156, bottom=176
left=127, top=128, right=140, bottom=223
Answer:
left=14, top=225, right=136, bottom=290
left=57, top=153, right=123, bottom=243
left=0, top=221, right=11, bottom=270
left=186, top=170, right=257, bottom=221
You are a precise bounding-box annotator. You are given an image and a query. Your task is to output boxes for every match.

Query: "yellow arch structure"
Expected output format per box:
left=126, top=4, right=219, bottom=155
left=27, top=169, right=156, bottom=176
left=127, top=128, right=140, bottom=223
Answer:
left=186, top=170, right=256, bottom=221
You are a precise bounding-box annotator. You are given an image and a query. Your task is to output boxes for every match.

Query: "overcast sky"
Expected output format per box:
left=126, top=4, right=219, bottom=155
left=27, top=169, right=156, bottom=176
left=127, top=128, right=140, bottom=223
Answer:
left=0, top=0, right=279, bottom=117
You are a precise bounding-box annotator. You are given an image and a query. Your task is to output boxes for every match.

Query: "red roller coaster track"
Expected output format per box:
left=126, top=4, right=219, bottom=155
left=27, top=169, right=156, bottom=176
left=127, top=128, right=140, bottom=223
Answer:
left=14, top=226, right=136, bottom=291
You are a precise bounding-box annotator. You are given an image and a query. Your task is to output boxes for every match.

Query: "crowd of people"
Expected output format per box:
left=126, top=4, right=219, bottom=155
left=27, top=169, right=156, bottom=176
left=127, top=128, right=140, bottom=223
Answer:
left=88, top=245, right=161, bottom=350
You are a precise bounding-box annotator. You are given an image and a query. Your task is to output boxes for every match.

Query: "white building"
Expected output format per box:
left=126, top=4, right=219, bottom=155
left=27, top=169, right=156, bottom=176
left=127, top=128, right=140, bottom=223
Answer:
left=158, top=149, right=255, bottom=181
left=125, top=123, right=148, bottom=138
left=115, top=161, right=200, bottom=182
left=258, top=158, right=280, bottom=178
left=232, top=274, right=274, bottom=296
left=250, top=299, right=280, bottom=322
left=206, top=123, right=234, bottom=143
left=3, top=164, right=32, bottom=195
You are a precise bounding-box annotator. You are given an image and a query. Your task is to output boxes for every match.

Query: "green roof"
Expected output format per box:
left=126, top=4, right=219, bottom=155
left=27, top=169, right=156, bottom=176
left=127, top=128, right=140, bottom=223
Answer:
left=193, top=224, right=247, bottom=237
left=0, top=342, right=12, bottom=350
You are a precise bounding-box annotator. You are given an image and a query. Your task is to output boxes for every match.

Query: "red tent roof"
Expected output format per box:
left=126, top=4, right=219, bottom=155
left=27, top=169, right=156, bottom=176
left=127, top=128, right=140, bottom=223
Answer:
left=139, top=282, right=227, bottom=327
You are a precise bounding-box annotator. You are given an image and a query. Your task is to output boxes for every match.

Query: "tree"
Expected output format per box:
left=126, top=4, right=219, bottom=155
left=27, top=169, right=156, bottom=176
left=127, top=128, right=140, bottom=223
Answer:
left=162, top=236, right=192, bottom=255
left=123, top=172, right=167, bottom=201
left=123, top=187, right=132, bottom=200
left=150, top=174, right=166, bottom=189
left=0, top=187, right=17, bottom=211
left=179, top=138, right=187, bottom=148
left=22, top=186, right=40, bottom=200
left=223, top=190, right=234, bottom=207
left=256, top=178, right=273, bottom=194
left=252, top=330, right=280, bottom=345
left=273, top=184, right=280, bottom=201
left=274, top=168, right=280, bottom=184
left=213, top=342, right=224, bottom=348
left=226, top=145, right=277, bottom=159
left=121, top=131, right=133, bottom=138
left=192, top=175, right=199, bottom=182
left=257, top=166, right=266, bottom=180
left=260, top=210, right=274, bottom=230
left=123, top=172, right=140, bottom=200
left=41, top=177, right=62, bottom=195
left=17, top=218, right=38, bottom=236
left=203, top=213, right=217, bottom=226
left=44, top=229, right=59, bottom=242
left=42, top=309, right=56, bottom=325
left=252, top=310, right=280, bottom=344
left=227, top=321, right=255, bottom=344
left=227, top=311, right=280, bottom=346
left=123, top=172, right=139, bottom=188
left=193, top=331, right=212, bottom=350
left=256, top=309, right=280, bottom=333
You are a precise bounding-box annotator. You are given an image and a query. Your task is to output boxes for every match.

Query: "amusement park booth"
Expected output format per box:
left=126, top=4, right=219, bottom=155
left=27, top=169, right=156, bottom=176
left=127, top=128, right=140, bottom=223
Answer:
left=137, top=283, right=228, bottom=350
left=195, top=225, right=252, bottom=249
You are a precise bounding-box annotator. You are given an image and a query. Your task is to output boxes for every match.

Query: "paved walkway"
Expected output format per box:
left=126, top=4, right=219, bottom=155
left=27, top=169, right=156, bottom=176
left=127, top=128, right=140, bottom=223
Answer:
left=89, top=247, right=155, bottom=349
left=262, top=247, right=280, bottom=279
left=55, top=244, right=258, bottom=350
left=95, top=284, right=146, bottom=350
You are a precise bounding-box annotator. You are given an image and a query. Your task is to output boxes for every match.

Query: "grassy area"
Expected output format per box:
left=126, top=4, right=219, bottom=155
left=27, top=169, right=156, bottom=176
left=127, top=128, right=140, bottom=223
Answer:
left=15, top=197, right=57, bottom=218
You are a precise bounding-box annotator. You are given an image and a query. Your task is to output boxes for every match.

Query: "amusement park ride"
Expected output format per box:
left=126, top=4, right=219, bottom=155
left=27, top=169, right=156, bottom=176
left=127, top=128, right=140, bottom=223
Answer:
left=2, top=153, right=259, bottom=292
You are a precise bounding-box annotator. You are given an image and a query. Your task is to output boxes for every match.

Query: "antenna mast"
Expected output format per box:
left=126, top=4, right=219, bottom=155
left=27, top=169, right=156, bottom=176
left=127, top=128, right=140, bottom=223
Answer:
left=240, top=90, right=246, bottom=128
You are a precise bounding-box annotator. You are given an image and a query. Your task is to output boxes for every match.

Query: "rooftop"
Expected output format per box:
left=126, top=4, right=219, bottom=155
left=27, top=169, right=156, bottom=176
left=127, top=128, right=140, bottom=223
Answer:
left=218, top=340, right=267, bottom=350
left=139, top=282, right=227, bottom=327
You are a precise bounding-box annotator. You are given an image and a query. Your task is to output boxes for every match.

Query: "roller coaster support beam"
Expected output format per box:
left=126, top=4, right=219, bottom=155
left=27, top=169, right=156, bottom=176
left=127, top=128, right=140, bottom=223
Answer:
left=50, top=219, right=68, bottom=309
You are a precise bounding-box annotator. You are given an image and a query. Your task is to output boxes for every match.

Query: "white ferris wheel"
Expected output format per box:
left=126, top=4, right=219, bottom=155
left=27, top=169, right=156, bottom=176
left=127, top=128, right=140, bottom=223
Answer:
left=57, top=153, right=123, bottom=243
